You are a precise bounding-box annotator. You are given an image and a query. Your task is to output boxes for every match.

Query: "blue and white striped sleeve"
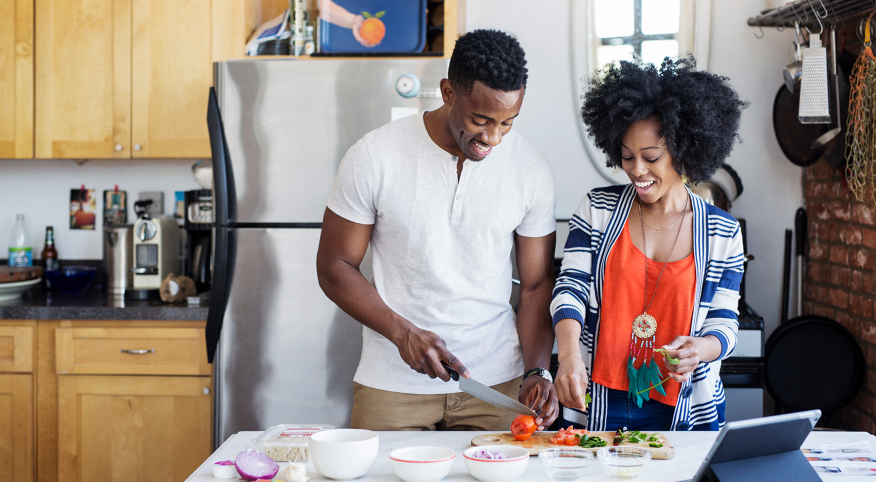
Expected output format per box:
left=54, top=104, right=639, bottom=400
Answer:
left=551, top=194, right=595, bottom=329
left=701, top=221, right=745, bottom=360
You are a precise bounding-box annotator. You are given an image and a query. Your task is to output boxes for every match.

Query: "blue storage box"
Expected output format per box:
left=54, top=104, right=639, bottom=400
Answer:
left=319, top=0, right=427, bottom=53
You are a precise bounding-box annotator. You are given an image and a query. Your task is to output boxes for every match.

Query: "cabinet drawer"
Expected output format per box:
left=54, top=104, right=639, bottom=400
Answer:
left=0, top=326, right=34, bottom=373
left=56, top=327, right=210, bottom=375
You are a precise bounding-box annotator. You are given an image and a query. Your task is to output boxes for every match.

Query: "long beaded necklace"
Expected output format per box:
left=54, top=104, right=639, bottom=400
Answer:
left=627, top=196, right=688, bottom=407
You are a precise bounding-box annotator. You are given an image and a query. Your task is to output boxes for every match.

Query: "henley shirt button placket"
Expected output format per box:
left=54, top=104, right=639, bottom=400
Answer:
left=450, top=155, right=464, bottom=224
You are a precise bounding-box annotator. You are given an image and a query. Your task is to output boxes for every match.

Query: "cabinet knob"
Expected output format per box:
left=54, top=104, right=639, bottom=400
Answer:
left=134, top=144, right=142, bottom=151
left=203, top=388, right=211, bottom=395
left=115, top=144, right=123, bottom=152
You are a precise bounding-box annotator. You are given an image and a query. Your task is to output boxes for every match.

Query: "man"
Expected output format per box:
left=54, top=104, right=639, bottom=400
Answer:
left=316, top=29, right=558, bottom=431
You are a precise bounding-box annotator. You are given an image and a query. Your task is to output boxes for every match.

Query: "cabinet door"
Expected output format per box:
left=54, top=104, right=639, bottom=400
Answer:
left=0, top=374, right=34, bottom=482
left=35, top=0, right=131, bottom=158
left=131, top=0, right=231, bottom=158
left=58, top=375, right=212, bottom=481
left=0, top=0, right=33, bottom=158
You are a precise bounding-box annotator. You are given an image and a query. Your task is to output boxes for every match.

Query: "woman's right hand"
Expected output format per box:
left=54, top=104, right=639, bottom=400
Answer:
left=555, top=354, right=590, bottom=411
left=554, top=318, right=589, bottom=410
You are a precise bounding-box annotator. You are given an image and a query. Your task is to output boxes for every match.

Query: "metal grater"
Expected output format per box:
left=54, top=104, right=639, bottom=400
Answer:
left=798, top=35, right=830, bottom=124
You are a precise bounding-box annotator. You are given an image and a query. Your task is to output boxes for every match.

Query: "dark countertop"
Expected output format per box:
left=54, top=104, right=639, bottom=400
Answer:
left=0, top=288, right=208, bottom=321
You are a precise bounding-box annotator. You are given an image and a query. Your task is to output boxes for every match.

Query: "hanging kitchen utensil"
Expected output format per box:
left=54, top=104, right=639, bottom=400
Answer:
left=824, top=46, right=855, bottom=169
left=784, top=22, right=804, bottom=93
left=773, top=84, right=827, bottom=166
left=846, top=13, right=876, bottom=210
left=795, top=208, right=807, bottom=319
left=812, top=26, right=842, bottom=150
left=798, top=15, right=830, bottom=124
left=781, top=228, right=792, bottom=324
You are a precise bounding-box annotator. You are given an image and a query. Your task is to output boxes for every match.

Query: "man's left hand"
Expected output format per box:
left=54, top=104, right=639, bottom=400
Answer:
left=519, top=376, right=558, bottom=431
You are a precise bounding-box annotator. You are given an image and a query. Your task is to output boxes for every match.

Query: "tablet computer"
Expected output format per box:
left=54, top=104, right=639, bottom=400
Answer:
left=685, top=409, right=822, bottom=482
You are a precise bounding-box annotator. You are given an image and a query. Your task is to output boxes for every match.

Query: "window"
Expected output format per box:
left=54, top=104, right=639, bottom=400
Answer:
left=592, top=0, right=695, bottom=69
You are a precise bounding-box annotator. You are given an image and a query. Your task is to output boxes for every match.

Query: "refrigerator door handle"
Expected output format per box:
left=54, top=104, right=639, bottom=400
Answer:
left=207, top=86, right=237, bottom=226
left=205, top=227, right=235, bottom=363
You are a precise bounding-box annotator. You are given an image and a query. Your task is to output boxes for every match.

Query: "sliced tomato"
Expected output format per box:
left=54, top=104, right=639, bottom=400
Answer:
left=551, top=426, right=591, bottom=446
left=510, top=414, right=537, bottom=441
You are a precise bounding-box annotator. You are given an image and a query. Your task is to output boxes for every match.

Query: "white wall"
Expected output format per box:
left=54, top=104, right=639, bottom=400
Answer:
left=0, top=159, right=201, bottom=260
left=466, top=0, right=800, bottom=335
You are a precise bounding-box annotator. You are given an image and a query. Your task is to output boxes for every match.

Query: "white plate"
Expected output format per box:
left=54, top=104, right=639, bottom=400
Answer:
left=0, top=277, right=40, bottom=302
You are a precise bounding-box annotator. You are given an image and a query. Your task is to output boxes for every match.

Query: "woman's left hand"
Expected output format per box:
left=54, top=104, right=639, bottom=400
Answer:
left=660, top=335, right=721, bottom=382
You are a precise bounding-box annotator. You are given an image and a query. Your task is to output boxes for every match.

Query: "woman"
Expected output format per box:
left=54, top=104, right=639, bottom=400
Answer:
left=552, top=56, right=746, bottom=432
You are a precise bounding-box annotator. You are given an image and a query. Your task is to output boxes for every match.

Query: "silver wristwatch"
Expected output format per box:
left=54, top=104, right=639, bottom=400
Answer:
left=523, top=367, right=553, bottom=383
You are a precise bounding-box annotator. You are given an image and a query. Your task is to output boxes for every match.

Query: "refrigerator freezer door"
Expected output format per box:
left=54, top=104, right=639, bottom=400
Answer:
left=214, top=58, right=447, bottom=224
left=216, top=227, right=370, bottom=440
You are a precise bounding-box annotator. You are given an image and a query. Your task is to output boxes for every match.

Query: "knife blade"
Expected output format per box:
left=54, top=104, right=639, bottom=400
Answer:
left=442, top=362, right=537, bottom=417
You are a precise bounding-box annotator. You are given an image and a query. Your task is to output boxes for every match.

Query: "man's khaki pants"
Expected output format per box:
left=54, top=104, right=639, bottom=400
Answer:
left=351, top=376, right=524, bottom=431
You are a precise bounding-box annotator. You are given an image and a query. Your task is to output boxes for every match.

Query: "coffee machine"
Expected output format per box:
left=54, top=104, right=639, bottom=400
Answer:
left=128, top=200, right=180, bottom=299
left=184, top=189, right=213, bottom=292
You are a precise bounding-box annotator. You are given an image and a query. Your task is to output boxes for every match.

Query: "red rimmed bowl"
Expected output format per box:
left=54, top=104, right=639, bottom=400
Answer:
left=463, top=445, right=530, bottom=482
left=389, top=446, right=456, bottom=482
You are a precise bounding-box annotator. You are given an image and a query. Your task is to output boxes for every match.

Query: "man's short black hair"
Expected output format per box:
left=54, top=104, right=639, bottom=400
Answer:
left=448, top=29, right=528, bottom=95
left=581, top=55, right=747, bottom=183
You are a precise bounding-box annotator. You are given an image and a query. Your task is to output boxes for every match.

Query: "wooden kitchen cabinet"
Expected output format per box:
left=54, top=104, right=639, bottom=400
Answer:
left=0, top=322, right=36, bottom=482
left=35, top=0, right=238, bottom=159
left=57, top=375, right=212, bottom=481
left=0, top=0, right=34, bottom=158
left=33, top=320, right=211, bottom=482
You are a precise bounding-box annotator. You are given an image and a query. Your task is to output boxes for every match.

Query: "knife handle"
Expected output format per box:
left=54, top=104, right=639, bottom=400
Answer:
left=441, top=362, right=460, bottom=381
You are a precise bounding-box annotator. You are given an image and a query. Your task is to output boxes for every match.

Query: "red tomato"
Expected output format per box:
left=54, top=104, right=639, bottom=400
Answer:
left=510, top=414, right=537, bottom=441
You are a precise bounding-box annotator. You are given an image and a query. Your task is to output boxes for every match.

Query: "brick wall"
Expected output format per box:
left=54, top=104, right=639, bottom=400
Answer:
left=804, top=160, right=876, bottom=432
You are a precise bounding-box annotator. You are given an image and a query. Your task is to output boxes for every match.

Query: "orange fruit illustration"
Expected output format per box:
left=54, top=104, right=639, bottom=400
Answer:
left=360, top=18, right=385, bottom=44
left=360, top=11, right=386, bottom=45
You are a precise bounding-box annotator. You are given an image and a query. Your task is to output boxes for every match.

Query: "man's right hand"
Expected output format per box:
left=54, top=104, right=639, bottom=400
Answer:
left=396, top=325, right=469, bottom=382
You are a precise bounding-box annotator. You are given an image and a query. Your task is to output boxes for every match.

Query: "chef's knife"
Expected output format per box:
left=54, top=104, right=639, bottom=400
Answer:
left=441, top=362, right=538, bottom=417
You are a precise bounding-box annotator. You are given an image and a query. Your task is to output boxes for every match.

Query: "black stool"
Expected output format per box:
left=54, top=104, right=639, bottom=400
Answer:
left=764, top=315, right=865, bottom=426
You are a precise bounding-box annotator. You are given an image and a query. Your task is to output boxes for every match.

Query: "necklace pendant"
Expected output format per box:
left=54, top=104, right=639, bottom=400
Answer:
left=632, top=313, right=657, bottom=339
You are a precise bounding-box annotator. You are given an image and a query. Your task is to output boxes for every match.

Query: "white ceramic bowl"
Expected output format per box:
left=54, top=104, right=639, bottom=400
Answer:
left=538, top=447, right=594, bottom=480
left=310, top=429, right=379, bottom=480
left=389, top=446, right=456, bottom=482
left=596, top=447, right=651, bottom=478
left=463, top=445, right=530, bottom=482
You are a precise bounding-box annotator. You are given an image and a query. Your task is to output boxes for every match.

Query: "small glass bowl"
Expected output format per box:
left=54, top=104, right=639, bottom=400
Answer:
left=538, top=447, right=594, bottom=480
left=596, top=447, right=652, bottom=478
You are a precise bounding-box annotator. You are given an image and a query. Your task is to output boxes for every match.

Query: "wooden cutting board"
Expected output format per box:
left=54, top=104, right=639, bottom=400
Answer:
left=0, top=266, right=43, bottom=283
left=471, top=431, right=675, bottom=459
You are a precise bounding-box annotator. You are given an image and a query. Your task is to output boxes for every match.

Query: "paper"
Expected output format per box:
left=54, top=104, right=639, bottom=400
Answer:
left=70, top=188, right=96, bottom=230
left=806, top=441, right=876, bottom=475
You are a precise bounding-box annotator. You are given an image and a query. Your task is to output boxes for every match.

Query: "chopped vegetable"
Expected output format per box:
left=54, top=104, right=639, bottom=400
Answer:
left=510, top=414, right=537, bottom=441
left=577, top=434, right=608, bottom=448
left=551, top=426, right=591, bottom=446
left=654, top=348, right=680, bottom=365
left=235, top=447, right=279, bottom=481
left=649, top=442, right=664, bottom=448
left=470, top=448, right=507, bottom=460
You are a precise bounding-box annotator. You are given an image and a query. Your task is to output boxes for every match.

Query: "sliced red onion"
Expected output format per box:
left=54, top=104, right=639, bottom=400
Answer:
left=471, top=449, right=506, bottom=460
left=235, top=447, right=279, bottom=481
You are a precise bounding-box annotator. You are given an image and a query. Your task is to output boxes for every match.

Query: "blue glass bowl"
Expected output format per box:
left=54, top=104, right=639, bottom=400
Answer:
left=45, top=266, right=97, bottom=294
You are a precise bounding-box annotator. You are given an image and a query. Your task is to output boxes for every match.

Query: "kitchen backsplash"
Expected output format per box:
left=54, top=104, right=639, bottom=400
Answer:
left=0, top=158, right=202, bottom=261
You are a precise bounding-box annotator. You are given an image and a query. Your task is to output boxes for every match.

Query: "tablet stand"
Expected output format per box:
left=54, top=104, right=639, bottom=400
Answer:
left=708, top=449, right=822, bottom=482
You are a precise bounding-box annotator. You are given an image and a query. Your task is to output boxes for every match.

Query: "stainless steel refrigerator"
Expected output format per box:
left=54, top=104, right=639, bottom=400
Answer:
left=207, top=58, right=448, bottom=447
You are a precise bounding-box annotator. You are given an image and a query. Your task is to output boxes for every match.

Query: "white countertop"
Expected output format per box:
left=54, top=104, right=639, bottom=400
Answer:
left=186, top=430, right=876, bottom=481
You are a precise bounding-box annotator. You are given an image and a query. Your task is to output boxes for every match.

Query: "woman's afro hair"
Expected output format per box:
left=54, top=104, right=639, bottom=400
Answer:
left=448, top=29, right=528, bottom=95
left=581, top=55, right=747, bottom=183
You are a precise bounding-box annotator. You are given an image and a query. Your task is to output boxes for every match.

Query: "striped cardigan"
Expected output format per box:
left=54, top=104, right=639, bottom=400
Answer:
left=551, top=184, right=744, bottom=431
